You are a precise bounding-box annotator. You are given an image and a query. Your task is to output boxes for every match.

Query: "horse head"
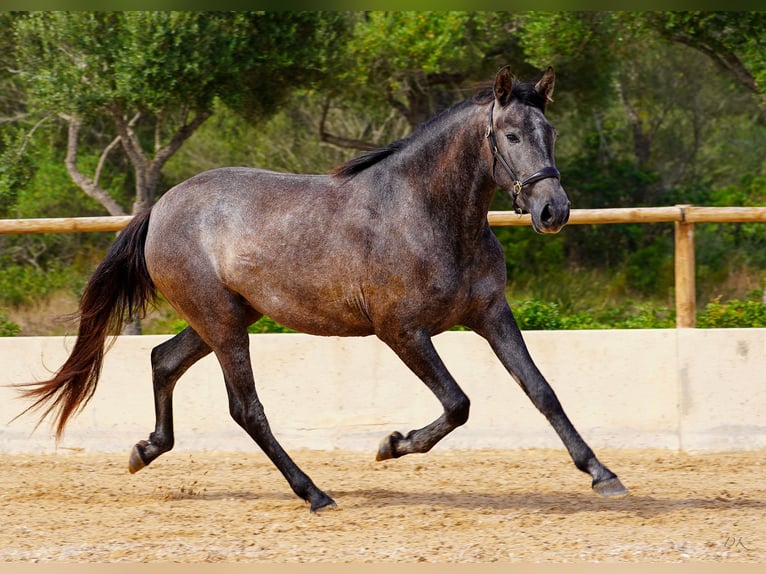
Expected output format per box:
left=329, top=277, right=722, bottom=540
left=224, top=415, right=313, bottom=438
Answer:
left=487, top=66, right=570, bottom=234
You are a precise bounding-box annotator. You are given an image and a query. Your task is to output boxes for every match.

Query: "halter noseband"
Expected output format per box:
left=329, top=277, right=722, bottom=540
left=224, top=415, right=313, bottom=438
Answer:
left=485, top=101, right=561, bottom=206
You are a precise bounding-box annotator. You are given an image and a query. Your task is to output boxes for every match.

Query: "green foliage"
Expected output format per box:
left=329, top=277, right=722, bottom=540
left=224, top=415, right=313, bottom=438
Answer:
left=8, top=11, right=348, bottom=217
left=345, top=12, right=493, bottom=79
left=648, top=12, right=766, bottom=113
left=510, top=298, right=675, bottom=330
left=693, top=177, right=766, bottom=299
left=511, top=299, right=568, bottom=330
left=14, top=12, right=341, bottom=118
left=517, top=12, right=622, bottom=115
left=337, top=12, right=525, bottom=126
left=0, top=262, right=81, bottom=307
left=0, top=130, right=33, bottom=217
left=697, top=291, right=766, bottom=328
left=164, top=97, right=356, bottom=180
left=623, top=241, right=674, bottom=297
left=0, top=308, right=20, bottom=336
left=507, top=291, right=766, bottom=331
left=0, top=141, right=116, bottom=297
left=13, top=144, right=113, bottom=217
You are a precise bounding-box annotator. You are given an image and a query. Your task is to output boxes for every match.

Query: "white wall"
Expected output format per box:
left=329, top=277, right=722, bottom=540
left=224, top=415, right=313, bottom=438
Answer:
left=1, top=329, right=764, bottom=454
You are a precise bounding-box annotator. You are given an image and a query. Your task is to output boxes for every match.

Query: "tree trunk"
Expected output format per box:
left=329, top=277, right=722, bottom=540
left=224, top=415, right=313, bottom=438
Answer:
left=63, top=116, right=127, bottom=217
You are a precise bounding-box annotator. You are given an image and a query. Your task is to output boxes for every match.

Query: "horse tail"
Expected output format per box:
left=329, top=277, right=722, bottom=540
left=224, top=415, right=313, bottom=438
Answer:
left=15, top=208, right=156, bottom=439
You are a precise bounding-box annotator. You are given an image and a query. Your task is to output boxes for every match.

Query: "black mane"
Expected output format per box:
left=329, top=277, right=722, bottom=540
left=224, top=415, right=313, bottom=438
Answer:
left=332, top=79, right=545, bottom=180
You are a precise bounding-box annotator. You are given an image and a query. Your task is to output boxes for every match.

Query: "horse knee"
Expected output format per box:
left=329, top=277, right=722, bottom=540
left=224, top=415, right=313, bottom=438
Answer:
left=527, top=384, right=563, bottom=416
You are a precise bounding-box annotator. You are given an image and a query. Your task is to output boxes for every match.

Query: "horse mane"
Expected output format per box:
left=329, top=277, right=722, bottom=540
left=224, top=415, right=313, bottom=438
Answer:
left=332, top=79, right=546, bottom=180
left=331, top=140, right=408, bottom=179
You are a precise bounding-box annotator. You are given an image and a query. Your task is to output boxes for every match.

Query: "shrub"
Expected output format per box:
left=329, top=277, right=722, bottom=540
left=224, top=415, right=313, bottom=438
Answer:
left=697, top=292, right=766, bottom=328
left=0, top=308, right=20, bottom=336
left=510, top=298, right=675, bottom=330
left=511, top=299, right=566, bottom=330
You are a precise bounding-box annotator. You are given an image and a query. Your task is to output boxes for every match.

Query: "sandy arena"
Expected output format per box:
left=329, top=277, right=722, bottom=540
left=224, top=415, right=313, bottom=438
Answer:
left=1, top=447, right=764, bottom=562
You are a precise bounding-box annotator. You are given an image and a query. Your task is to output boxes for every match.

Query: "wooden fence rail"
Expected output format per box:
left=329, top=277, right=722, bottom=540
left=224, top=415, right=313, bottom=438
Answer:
left=2, top=205, right=765, bottom=327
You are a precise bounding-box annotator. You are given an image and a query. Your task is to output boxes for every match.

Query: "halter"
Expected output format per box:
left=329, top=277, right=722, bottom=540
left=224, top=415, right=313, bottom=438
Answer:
left=485, top=101, right=561, bottom=208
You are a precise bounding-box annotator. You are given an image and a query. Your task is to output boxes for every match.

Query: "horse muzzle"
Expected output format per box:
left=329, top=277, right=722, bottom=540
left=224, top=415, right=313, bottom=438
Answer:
left=533, top=198, right=570, bottom=234
left=521, top=183, right=570, bottom=234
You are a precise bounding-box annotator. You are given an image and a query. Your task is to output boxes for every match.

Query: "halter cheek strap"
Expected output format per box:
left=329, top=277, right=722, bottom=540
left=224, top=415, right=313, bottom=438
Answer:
left=485, top=101, right=561, bottom=205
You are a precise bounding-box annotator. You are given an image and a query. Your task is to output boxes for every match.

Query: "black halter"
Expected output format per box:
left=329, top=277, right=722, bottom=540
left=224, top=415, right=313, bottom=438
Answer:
left=485, top=101, right=561, bottom=206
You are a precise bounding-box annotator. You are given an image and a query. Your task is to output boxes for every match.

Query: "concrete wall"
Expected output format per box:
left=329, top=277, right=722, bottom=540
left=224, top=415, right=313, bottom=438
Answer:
left=1, top=329, right=764, bottom=454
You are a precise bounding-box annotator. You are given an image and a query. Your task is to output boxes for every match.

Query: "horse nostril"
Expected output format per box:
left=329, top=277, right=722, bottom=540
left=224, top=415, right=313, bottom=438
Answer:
left=541, top=203, right=553, bottom=225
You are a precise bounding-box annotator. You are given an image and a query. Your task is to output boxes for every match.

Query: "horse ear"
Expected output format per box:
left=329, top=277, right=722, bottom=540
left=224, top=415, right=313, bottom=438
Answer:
left=535, top=66, right=555, bottom=111
left=493, top=65, right=514, bottom=107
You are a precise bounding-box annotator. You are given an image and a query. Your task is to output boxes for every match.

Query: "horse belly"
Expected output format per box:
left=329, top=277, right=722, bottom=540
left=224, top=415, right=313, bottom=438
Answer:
left=225, top=249, right=376, bottom=337
left=260, top=295, right=375, bottom=337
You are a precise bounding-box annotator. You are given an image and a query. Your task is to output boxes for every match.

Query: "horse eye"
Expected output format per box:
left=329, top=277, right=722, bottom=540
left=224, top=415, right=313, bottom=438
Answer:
left=505, top=133, right=521, bottom=144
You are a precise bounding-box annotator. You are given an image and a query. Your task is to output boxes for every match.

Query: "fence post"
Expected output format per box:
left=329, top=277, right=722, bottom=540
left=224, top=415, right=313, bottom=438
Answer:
left=674, top=205, right=696, bottom=328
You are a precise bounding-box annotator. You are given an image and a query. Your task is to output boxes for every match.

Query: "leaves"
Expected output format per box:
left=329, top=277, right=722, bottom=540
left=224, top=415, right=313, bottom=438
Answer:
left=335, top=12, right=521, bottom=127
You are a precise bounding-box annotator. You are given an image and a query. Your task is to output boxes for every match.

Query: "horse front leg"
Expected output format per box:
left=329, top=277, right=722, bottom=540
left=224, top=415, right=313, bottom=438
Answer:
left=129, top=326, right=212, bottom=473
left=376, top=329, right=471, bottom=460
left=472, top=303, right=628, bottom=497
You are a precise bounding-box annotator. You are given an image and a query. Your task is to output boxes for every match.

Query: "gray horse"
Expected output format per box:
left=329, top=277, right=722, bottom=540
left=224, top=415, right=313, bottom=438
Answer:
left=17, top=67, right=627, bottom=511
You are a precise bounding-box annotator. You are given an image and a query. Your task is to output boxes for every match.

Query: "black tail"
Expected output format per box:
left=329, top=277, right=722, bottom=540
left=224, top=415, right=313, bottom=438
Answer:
left=14, top=208, right=156, bottom=438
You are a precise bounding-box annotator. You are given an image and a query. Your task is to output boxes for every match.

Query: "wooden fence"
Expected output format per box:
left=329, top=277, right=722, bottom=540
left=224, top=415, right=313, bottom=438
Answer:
left=2, top=205, right=765, bottom=327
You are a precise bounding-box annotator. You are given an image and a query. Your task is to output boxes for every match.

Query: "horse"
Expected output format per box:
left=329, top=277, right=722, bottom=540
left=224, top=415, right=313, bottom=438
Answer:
left=16, top=66, right=627, bottom=512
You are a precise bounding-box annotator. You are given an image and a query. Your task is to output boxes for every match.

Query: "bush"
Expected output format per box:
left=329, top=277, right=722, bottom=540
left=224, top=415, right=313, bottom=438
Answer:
left=0, top=308, right=20, bottom=336
left=511, top=299, right=566, bottom=330
left=510, top=298, right=675, bottom=330
left=0, top=262, right=81, bottom=307
left=697, top=292, right=766, bottom=328
left=508, top=293, right=766, bottom=330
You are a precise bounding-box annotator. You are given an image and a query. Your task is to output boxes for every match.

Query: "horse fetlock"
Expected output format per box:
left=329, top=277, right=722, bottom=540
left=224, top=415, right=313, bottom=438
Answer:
left=447, top=395, right=470, bottom=427
left=148, top=431, right=173, bottom=451
left=376, top=431, right=405, bottom=461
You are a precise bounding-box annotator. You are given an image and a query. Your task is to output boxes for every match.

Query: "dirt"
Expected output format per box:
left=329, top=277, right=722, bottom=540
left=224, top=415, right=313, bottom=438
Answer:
left=1, top=448, right=764, bottom=563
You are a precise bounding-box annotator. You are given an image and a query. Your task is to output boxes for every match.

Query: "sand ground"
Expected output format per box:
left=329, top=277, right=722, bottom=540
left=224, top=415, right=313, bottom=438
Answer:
left=1, top=448, right=764, bottom=563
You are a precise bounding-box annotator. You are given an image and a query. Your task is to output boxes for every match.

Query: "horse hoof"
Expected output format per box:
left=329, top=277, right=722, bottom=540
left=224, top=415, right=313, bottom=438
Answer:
left=128, top=442, right=149, bottom=474
left=593, top=476, right=629, bottom=497
left=310, top=493, right=337, bottom=513
left=376, top=431, right=404, bottom=461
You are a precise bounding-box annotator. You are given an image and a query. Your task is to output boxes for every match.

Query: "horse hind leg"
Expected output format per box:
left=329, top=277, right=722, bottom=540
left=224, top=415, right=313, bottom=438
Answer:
left=214, top=333, right=336, bottom=512
left=129, top=326, right=212, bottom=473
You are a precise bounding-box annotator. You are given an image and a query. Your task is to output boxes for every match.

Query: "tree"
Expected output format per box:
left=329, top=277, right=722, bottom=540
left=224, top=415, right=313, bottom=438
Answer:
left=319, top=12, right=530, bottom=150
left=12, top=11, right=344, bottom=215
left=517, top=11, right=765, bottom=190
left=0, top=13, right=33, bottom=217
left=647, top=12, right=766, bottom=119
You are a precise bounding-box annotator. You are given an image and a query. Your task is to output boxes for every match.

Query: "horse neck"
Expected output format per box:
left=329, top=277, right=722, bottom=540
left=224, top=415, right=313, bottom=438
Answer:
left=394, top=103, right=496, bottom=238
